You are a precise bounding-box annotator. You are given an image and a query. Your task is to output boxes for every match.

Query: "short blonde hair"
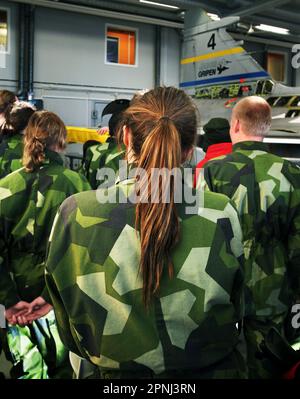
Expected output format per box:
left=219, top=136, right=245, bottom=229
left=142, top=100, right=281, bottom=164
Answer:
left=233, top=96, right=271, bottom=137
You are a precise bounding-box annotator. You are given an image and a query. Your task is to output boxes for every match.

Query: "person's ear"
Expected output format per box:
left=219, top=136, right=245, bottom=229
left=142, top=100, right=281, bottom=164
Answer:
left=123, top=125, right=131, bottom=148
left=235, top=119, right=240, bottom=134
left=230, top=117, right=239, bottom=137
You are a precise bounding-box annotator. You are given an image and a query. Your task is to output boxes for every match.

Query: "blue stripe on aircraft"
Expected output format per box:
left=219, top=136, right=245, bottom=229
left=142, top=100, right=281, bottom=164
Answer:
left=179, top=71, right=270, bottom=88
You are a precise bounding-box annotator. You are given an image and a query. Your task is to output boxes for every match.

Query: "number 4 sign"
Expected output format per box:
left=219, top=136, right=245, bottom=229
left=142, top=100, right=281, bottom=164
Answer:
left=207, top=33, right=216, bottom=50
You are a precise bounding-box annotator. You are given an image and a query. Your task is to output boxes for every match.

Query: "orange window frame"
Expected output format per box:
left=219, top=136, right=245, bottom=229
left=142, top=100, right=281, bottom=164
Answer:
left=107, top=28, right=136, bottom=65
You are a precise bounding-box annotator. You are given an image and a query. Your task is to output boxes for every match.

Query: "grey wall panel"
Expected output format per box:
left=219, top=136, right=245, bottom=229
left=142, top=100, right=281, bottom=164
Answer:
left=34, top=7, right=155, bottom=90
left=160, top=27, right=181, bottom=87
left=293, top=52, right=300, bottom=87
left=42, top=96, right=91, bottom=126
left=33, top=86, right=135, bottom=127
left=296, top=72, right=300, bottom=87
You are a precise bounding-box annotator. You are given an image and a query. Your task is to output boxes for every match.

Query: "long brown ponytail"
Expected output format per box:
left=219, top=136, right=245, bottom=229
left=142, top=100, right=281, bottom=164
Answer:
left=119, top=87, right=197, bottom=306
left=23, top=111, right=67, bottom=172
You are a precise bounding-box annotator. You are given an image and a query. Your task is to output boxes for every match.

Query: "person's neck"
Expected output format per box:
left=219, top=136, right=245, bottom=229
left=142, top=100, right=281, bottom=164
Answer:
left=231, top=133, right=263, bottom=145
left=126, top=147, right=137, bottom=165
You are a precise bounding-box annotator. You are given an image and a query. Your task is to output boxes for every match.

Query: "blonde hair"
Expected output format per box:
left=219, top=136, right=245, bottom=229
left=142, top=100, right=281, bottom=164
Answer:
left=23, top=111, right=67, bottom=172
left=233, top=96, right=271, bottom=137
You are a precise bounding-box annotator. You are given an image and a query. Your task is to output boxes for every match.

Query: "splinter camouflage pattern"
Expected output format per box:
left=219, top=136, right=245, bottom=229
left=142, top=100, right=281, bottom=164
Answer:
left=6, top=310, right=71, bottom=379
left=80, top=139, right=125, bottom=189
left=0, top=149, right=90, bottom=378
left=0, top=133, right=23, bottom=178
left=203, top=141, right=300, bottom=378
left=46, top=177, right=247, bottom=379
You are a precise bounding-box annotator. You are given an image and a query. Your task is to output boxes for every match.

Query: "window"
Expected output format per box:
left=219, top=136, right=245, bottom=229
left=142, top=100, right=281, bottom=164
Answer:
left=267, top=52, right=286, bottom=82
left=256, top=80, right=264, bottom=95
left=107, top=37, right=119, bottom=63
left=291, top=96, right=300, bottom=107
left=267, top=97, right=279, bottom=106
left=0, top=9, right=8, bottom=53
left=286, top=110, right=300, bottom=118
left=263, top=80, right=274, bottom=95
left=106, top=26, right=137, bottom=66
left=275, top=96, right=292, bottom=107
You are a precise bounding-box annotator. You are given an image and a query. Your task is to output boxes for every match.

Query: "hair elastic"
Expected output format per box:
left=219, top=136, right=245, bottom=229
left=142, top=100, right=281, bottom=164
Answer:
left=159, top=115, right=170, bottom=122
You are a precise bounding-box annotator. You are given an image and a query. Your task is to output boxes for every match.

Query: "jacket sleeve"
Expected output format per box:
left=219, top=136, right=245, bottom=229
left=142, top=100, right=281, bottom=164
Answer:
left=283, top=163, right=300, bottom=298
left=45, top=202, right=87, bottom=358
left=0, top=258, right=20, bottom=308
left=287, top=194, right=300, bottom=297
left=45, top=268, right=84, bottom=357
left=0, top=218, right=20, bottom=309
left=75, top=172, right=92, bottom=192
left=82, top=176, right=92, bottom=192
left=224, top=199, right=245, bottom=322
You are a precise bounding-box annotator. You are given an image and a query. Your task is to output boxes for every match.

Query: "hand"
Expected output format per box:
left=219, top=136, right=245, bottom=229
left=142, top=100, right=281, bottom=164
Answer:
left=5, top=301, right=31, bottom=326
left=97, top=127, right=109, bottom=135
left=25, top=296, right=53, bottom=321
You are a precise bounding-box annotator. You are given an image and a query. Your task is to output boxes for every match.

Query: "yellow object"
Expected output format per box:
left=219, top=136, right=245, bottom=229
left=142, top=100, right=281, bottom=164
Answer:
left=66, top=126, right=109, bottom=144
left=181, top=47, right=244, bottom=65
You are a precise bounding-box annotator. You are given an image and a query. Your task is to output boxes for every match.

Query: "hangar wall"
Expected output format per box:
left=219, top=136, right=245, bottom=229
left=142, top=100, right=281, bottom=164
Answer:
left=243, top=41, right=293, bottom=86
left=0, top=1, right=181, bottom=127
left=160, top=27, right=181, bottom=87
left=0, top=0, right=299, bottom=127
left=34, top=8, right=155, bottom=90
left=33, top=7, right=156, bottom=127
left=295, top=64, right=300, bottom=87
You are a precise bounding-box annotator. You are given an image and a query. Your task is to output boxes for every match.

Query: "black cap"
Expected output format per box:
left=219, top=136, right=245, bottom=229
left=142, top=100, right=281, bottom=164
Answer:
left=101, top=99, right=130, bottom=137
left=101, top=99, right=130, bottom=118
left=202, top=118, right=231, bottom=152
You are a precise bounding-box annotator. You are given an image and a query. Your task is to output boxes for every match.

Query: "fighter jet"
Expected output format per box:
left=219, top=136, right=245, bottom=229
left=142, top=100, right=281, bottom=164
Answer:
left=180, top=16, right=300, bottom=142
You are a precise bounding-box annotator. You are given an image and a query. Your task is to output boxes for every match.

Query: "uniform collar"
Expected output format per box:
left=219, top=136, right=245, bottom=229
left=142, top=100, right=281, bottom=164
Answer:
left=115, top=161, right=134, bottom=185
left=116, top=163, right=188, bottom=187
left=42, top=149, right=64, bottom=166
left=3, top=131, right=23, bottom=139
left=106, top=136, right=115, bottom=144
left=233, top=140, right=269, bottom=152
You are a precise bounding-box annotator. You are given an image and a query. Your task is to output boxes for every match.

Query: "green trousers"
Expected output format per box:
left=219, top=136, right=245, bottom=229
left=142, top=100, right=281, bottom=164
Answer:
left=6, top=310, right=72, bottom=379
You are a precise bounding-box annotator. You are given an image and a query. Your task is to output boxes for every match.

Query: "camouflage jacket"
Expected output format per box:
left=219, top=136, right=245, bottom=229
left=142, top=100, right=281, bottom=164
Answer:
left=45, top=178, right=247, bottom=378
left=0, top=150, right=91, bottom=308
left=80, top=139, right=126, bottom=189
left=0, top=132, right=23, bottom=179
left=203, top=141, right=300, bottom=324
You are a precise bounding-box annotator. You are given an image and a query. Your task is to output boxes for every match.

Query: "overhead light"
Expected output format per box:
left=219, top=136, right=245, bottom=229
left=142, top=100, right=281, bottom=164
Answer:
left=207, top=13, right=220, bottom=21
left=139, top=0, right=179, bottom=10
left=255, top=24, right=289, bottom=35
